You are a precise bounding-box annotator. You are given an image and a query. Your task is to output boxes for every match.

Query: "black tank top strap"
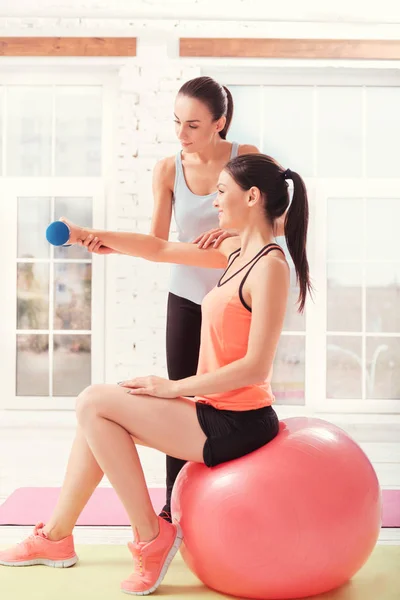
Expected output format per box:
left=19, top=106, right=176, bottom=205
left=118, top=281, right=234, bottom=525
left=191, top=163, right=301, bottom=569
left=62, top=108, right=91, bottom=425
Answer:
left=226, top=247, right=241, bottom=268
left=218, top=243, right=279, bottom=287
left=238, top=244, right=285, bottom=312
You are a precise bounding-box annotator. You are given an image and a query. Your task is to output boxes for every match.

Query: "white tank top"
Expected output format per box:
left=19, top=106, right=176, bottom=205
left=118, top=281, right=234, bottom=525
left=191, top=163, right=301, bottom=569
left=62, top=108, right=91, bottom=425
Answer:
left=169, top=142, right=240, bottom=305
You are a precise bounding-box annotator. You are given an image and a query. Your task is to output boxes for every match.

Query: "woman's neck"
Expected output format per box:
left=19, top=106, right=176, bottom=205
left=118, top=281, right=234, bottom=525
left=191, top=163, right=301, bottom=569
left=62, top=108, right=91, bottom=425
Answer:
left=238, top=223, right=277, bottom=260
left=186, top=138, right=230, bottom=165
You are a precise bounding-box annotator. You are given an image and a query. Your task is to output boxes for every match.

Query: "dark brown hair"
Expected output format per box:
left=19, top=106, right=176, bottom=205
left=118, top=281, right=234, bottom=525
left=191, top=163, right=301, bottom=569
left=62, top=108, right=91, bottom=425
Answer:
left=224, top=154, right=312, bottom=312
left=178, top=76, right=233, bottom=139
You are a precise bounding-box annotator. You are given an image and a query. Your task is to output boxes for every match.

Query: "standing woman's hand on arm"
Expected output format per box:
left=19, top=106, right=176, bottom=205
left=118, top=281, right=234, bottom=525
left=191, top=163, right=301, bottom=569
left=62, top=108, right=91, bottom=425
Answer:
left=58, top=218, right=117, bottom=254
left=193, top=228, right=239, bottom=249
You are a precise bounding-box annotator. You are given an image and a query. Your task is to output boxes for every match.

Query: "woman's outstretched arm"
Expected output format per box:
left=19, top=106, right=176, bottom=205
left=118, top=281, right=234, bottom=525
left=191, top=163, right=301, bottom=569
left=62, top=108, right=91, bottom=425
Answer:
left=61, top=217, right=239, bottom=270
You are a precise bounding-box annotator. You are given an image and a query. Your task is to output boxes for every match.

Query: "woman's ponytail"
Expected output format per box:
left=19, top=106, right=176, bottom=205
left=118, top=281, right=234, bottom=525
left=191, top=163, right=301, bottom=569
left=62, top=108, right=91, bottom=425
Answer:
left=284, top=169, right=312, bottom=313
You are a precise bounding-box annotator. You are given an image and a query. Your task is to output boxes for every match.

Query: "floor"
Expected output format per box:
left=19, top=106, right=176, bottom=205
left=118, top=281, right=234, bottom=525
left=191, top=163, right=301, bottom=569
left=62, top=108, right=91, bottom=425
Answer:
left=0, top=540, right=399, bottom=600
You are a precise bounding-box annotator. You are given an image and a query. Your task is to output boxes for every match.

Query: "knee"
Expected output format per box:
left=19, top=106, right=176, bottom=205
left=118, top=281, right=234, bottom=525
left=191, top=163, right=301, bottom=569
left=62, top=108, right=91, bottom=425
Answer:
left=76, top=384, right=105, bottom=425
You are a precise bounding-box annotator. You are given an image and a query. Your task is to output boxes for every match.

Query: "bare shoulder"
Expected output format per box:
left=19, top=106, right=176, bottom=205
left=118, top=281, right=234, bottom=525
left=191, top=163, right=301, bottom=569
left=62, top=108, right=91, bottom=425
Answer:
left=239, top=246, right=290, bottom=312
left=217, top=236, right=241, bottom=259
left=262, top=247, right=289, bottom=271
left=152, top=155, right=175, bottom=190
left=238, top=144, right=260, bottom=156
left=249, top=247, right=289, bottom=285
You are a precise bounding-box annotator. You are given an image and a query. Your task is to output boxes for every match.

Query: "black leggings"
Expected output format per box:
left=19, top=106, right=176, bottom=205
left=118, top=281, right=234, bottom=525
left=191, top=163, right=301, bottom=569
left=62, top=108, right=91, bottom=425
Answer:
left=165, top=292, right=202, bottom=510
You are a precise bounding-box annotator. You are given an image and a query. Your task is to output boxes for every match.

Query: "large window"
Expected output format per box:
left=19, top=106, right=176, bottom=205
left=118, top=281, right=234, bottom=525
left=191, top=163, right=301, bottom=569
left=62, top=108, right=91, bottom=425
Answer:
left=208, top=67, right=400, bottom=413
left=318, top=181, right=400, bottom=414
left=0, top=72, right=114, bottom=409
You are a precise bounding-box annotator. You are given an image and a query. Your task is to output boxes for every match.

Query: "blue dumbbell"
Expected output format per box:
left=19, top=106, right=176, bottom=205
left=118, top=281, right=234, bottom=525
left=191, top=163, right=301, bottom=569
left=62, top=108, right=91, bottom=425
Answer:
left=46, top=221, right=71, bottom=246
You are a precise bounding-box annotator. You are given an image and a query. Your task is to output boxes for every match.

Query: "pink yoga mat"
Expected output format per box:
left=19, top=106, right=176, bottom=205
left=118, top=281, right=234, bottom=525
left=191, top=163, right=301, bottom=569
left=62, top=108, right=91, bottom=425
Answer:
left=0, top=487, right=166, bottom=527
left=381, top=489, right=400, bottom=527
left=0, top=487, right=398, bottom=527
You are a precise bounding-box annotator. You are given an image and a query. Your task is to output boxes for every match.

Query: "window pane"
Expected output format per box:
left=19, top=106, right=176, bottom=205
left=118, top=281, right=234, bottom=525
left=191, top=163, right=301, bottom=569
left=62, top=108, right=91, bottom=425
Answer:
left=277, top=236, right=305, bottom=331
left=54, top=197, right=93, bottom=260
left=327, top=336, right=362, bottom=399
left=272, top=335, right=305, bottom=405
left=53, top=334, right=91, bottom=396
left=317, top=87, right=363, bottom=177
left=55, top=86, right=102, bottom=176
left=366, top=87, right=400, bottom=177
left=327, top=263, right=362, bottom=332
left=18, top=197, right=51, bottom=259
left=366, top=264, right=400, bottom=333
left=7, top=86, right=52, bottom=176
left=366, top=337, right=400, bottom=400
left=262, top=86, right=314, bottom=177
left=54, top=263, right=92, bottom=330
left=366, top=198, right=400, bottom=261
left=229, top=86, right=262, bottom=147
left=17, top=263, right=49, bottom=330
left=284, top=271, right=305, bottom=331
left=16, top=334, right=49, bottom=396
left=327, top=198, right=363, bottom=261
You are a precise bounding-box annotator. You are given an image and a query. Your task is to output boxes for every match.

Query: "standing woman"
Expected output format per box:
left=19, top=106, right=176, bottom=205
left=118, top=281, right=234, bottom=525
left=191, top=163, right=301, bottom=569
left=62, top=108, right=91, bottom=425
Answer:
left=150, top=77, right=259, bottom=519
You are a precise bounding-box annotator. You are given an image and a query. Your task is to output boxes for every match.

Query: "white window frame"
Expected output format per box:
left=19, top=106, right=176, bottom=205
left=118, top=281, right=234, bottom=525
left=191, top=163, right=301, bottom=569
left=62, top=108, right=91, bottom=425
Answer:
left=204, top=64, right=400, bottom=415
left=0, top=70, right=117, bottom=410
left=311, top=179, right=400, bottom=415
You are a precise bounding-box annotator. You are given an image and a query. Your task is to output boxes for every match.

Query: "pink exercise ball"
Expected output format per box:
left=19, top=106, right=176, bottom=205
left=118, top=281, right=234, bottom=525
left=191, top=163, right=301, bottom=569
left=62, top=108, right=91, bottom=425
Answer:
left=171, top=417, right=381, bottom=599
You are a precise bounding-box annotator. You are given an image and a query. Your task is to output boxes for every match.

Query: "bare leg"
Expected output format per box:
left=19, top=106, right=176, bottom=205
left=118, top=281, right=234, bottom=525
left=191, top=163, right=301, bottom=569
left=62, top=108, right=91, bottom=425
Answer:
left=76, top=384, right=206, bottom=543
left=77, top=412, right=159, bottom=542
left=43, top=427, right=104, bottom=541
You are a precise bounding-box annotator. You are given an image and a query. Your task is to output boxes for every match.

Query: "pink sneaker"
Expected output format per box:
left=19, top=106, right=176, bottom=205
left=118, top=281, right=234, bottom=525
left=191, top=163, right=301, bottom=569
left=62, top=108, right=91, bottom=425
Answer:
left=0, top=522, right=78, bottom=568
left=121, top=516, right=183, bottom=596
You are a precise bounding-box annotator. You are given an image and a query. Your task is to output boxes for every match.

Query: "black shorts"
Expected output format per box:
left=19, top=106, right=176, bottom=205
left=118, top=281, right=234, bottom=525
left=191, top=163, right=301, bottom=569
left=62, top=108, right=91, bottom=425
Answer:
left=196, top=402, right=279, bottom=467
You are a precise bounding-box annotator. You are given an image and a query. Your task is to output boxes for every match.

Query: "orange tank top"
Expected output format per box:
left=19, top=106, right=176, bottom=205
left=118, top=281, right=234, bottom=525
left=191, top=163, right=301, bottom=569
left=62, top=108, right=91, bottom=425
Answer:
left=195, top=243, right=284, bottom=411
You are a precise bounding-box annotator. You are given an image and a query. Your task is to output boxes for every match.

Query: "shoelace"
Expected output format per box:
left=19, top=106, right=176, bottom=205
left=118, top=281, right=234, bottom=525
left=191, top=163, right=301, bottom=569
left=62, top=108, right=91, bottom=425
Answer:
left=129, top=544, right=144, bottom=576
left=33, top=523, right=47, bottom=538
left=128, top=527, right=144, bottom=576
left=19, top=522, right=47, bottom=547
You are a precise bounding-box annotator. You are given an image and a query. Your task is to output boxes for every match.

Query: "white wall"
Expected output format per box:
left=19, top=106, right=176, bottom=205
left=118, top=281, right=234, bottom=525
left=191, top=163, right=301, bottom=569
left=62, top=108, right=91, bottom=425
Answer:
left=1, top=0, right=400, bottom=24
left=106, top=54, right=200, bottom=385
left=1, top=0, right=400, bottom=38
